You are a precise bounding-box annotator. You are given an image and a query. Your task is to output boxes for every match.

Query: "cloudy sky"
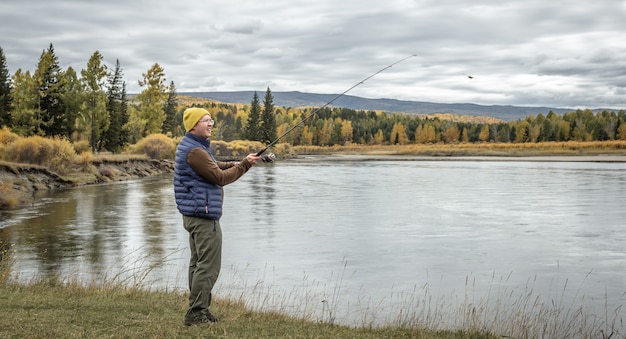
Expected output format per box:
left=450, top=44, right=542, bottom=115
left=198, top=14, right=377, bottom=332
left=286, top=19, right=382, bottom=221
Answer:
left=1, top=0, right=625, bottom=109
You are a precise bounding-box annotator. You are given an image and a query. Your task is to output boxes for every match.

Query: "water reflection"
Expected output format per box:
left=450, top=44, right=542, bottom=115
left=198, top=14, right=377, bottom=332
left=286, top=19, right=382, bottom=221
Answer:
left=2, top=161, right=626, bottom=331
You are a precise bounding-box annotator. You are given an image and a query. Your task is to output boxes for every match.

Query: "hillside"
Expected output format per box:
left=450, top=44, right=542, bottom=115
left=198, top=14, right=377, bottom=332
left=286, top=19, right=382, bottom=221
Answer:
left=180, top=91, right=584, bottom=121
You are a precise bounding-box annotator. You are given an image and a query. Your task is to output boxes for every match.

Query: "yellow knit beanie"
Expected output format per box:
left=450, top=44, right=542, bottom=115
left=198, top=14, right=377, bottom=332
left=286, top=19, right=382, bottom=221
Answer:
left=183, top=107, right=210, bottom=132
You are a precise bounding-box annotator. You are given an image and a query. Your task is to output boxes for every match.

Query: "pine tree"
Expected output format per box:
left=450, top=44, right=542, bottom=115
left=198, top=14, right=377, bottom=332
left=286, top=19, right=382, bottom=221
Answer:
left=245, top=91, right=262, bottom=141
left=103, top=60, right=126, bottom=152
left=35, top=44, right=66, bottom=136
left=162, top=81, right=178, bottom=135
left=261, top=87, right=277, bottom=144
left=0, top=47, right=12, bottom=127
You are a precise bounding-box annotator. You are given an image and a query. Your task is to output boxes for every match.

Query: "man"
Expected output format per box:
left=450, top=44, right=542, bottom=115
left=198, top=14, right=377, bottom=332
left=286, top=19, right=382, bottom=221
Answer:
left=174, top=107, right=261, bottom=326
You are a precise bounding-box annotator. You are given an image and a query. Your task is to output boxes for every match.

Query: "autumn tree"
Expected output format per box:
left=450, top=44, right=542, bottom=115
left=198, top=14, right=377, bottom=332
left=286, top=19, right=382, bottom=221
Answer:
left=340, top=120, right=354, bottom=144
left=617, top=122, right=626, bottom=141
left=133, top=63, right=168, bottom=138
left=373, top=129, right=385, bottom=144
left=300, top=125, right=314, bottom=145
left=478, top=124, right=490, bottom=142
left=80, top=51, right=110, bottom=152
left=415, top=124, right=437, bottom=143
left=442, top=124, right=460, bottom=143
left=317, top=120, right=332, bottom=146
left=60, top=66, right=83, bottom=138
left=9, top=69, right=40, bottom=135
left=390, top=122, right=408, bottom=144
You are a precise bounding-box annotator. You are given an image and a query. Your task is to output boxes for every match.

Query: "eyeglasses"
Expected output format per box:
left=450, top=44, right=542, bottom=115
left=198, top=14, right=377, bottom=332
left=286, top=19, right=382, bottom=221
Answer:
left=199, top=118, right=214, bottom=125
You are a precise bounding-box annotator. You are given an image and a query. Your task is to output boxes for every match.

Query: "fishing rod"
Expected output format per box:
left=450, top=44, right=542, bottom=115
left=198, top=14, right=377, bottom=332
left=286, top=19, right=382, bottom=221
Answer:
left=257, top=54, right=418, bottom=161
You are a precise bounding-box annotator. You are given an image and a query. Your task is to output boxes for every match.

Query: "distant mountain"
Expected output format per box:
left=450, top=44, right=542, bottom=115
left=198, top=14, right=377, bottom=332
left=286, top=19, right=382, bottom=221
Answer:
left=180, top=91, right=585, bottom=121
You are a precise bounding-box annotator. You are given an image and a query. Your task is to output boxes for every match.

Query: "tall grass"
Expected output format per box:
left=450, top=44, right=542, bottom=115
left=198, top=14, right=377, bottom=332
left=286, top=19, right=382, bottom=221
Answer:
left=0, top=248, right=462, bottom=338
left=214, top=263, right=624, bottom=338
left=2, top=244, right=623, bottom=337
left=0, top=240, right=15, bottom=284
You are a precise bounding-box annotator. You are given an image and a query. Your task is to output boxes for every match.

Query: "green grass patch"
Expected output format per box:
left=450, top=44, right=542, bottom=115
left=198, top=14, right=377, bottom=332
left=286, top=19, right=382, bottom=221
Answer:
left=0, top=282, right=496, bottom=338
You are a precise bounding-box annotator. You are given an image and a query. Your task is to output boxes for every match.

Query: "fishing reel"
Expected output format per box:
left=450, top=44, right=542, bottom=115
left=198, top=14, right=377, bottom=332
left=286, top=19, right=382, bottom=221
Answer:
left=261, top=153, right=276, bottom=163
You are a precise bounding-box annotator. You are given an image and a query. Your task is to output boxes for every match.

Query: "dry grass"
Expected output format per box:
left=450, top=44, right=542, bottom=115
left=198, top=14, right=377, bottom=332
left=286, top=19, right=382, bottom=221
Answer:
left=294, top=140, right=626, bottom=157
left=0, top=250, right=494, bottom=338
left=129, top=133, right=177, bottom=160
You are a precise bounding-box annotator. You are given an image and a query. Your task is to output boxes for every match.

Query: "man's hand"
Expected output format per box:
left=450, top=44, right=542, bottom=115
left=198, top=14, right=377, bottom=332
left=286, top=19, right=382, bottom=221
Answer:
left=245, top=153, right=262, bottom=165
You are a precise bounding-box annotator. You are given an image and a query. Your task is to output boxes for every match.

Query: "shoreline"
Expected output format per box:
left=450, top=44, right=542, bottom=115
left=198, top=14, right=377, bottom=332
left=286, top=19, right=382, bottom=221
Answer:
left=2, top=153, right=625, bottom=210
left=289, top=154, right=626, bottom=163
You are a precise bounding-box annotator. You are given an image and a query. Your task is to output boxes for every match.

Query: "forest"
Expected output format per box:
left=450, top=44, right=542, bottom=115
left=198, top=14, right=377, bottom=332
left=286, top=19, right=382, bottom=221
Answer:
left=1, top=44, right=626, bottom=155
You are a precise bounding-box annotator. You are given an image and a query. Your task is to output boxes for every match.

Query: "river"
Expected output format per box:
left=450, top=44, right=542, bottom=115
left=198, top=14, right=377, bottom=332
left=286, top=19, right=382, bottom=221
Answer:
left=1, top=157, right=625, bottom=334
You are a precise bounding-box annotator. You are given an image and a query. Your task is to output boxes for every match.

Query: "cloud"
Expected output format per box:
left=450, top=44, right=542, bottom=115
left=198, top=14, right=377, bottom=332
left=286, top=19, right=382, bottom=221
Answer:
left=1, top=0, right=625, bottom=109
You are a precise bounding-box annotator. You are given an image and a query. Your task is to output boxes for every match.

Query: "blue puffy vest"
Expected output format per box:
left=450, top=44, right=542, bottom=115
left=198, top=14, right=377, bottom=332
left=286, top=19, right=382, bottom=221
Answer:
left=174, top=133, right=223, bottom=220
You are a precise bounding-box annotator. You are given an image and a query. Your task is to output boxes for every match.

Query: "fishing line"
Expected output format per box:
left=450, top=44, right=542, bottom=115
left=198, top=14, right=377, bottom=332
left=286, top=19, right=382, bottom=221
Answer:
left=256, top=54, right=418, bottom=160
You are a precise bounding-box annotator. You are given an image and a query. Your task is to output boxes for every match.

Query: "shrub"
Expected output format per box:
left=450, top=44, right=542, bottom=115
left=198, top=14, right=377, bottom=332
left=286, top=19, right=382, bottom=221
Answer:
left=0, top=127, right=19, bottom=145
left=48, top=137, right=78, bottom=174
left=75, top=150, right=94, bottom=171
left=131, top=134, right=175, bottom=160
left=3, top=136, right=77, bottom=174
left=0, top=128, right=21, bottom=162
left=72, top=140, right=91, bottom=154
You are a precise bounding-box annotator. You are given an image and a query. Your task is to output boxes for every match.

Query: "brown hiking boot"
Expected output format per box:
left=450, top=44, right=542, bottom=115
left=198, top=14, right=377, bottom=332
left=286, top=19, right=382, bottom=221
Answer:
left=184, top=311, right=220, bottom=326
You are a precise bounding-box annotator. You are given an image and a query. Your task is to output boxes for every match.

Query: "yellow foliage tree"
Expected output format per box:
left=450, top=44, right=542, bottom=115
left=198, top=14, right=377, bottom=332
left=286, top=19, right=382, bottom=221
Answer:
left=340, top=120, right=353, bottom=144
left=443, top=125, right=460, bottom=143
left=478, top=125, right=490, bottom=142
left=415, top=124, right=437, bottom=143
left=373, top=129, right=385, bottom=144
left=300, top=125, right=313, bottom=145
left=618, top=124, right=626, bottom=140
left=390, top=122, right=408, bottom=145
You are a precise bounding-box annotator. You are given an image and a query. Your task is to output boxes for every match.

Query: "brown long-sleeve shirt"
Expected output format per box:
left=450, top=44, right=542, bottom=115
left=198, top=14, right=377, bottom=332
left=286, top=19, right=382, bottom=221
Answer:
left=187, top=148, right=252, bottom=186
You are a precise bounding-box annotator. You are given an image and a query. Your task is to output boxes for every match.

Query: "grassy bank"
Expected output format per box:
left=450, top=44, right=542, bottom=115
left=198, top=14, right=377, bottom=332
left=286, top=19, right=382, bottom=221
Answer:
left=293, top=140, right=626, bottom=157
left=0, top=281, right=496, bottom=339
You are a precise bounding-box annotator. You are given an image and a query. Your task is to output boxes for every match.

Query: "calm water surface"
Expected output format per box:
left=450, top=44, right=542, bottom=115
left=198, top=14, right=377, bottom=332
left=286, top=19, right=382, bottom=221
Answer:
left=1, top=159, right=625, bottom=330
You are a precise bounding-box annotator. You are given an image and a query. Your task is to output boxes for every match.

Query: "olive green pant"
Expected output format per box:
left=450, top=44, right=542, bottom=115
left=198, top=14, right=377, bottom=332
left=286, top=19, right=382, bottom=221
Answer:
left=183, top=216, right=222, bottom=315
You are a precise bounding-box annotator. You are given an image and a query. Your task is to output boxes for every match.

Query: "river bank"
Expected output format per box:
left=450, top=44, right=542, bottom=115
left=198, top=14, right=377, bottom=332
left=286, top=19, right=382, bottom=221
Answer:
left=291, top=153, right=626, bottom=163
left=0, top=158, right=174, bottom=210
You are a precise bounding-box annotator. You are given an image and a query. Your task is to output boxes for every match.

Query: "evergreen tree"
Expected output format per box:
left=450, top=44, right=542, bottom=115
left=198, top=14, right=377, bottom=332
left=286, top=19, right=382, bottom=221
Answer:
left=103, top=60, right=126, bottom=152
left=261, top=87, right=277, bottom=144
left=119, top=82, right=130, bottom=146
left=245, top=91, right=262, bottom=141
left=0, top=47, right=12, bottom=127
left=35, top=44, right=66, bottom=136
left=220, top=112, right=237, bottom=141
left=162, top=80, right=178, bottom=135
